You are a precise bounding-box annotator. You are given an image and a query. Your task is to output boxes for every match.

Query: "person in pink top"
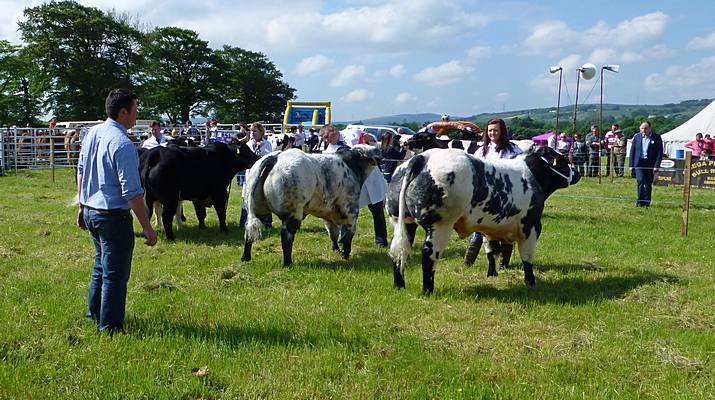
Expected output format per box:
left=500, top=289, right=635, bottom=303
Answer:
left=702, top=134, right=713, bottom=158
left=684, top=133, right=705, bottom=159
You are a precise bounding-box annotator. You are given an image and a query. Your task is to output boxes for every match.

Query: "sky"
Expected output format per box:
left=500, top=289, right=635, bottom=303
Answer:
left=2, top=0, right=715, bottom=121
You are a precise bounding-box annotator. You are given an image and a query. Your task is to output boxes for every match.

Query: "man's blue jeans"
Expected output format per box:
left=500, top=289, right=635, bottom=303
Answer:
left=83, top=207, right=135, bottom=332
left=634, top=164, right=655, bottom=207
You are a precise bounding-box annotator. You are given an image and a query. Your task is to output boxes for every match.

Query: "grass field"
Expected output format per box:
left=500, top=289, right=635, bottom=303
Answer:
left=1, top=168, right=714, bottom=399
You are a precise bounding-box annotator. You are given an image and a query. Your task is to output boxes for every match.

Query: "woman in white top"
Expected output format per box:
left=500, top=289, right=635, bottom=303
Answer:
left=321, top=125, right=389, bottom=247
left=246, top=123, right=273, bottom=156
left=240, top=123, right=273, bottom=229
left=476, top=118, right=523, bottom=160
left=556, top=133, right=571, bottom=156
left=465, top=118, right=521, bottom=265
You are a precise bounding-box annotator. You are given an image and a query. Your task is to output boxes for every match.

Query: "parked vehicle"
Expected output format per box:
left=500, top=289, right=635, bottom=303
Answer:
left=344, top=124, right=417, bottom=143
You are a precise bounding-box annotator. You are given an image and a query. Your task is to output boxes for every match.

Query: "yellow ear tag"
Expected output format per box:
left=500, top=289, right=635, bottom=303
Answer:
left=236, top=148, right=240, bottom=155
left=552, top=159, right=557, bottom=167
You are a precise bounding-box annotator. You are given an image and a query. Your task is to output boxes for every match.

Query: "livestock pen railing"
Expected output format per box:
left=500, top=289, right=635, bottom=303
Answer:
left=0, top=127, right=156, bottom=175
left=1, top=128, right=85, bottom=174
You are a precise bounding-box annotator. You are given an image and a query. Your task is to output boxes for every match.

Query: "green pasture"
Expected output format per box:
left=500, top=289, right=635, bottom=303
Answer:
left=1, top=169, right=714, bottom=399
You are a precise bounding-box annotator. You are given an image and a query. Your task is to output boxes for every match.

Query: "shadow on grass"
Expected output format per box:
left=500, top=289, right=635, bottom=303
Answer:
left=284, top=246, right=394, bottom=273
left=127, top=315, right=368, bottom=349
left=142, top=222, right=252, bottom=247
left=440, top=271, right=677, bottom=305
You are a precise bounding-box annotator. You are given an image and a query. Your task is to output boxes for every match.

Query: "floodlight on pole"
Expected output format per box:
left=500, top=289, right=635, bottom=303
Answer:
left=599, top=64, right=620, bottom=183
left=549, top=66, right=563, bottom=134
left=603, top=64, right=620, bottom=73
left=572, top=63, right=596, bottom=136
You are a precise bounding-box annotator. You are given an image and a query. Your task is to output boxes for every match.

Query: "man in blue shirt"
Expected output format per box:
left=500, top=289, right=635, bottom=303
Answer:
left=628, top=120, right=663, bottom=208
left=76, top=88, right=157, bottom=333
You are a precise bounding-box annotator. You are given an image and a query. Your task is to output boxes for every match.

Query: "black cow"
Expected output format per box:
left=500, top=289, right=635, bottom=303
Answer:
left=139, top=141, right=260, bottom=240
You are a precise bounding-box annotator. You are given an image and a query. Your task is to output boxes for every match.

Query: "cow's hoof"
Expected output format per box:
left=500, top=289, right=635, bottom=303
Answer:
left=241, top=255, right=251, bottom=262
left=525, top=277, right=536, bottom=286
left=487, top=271, right=498, bottom=278
left=394, top=284, right=405, bottom=290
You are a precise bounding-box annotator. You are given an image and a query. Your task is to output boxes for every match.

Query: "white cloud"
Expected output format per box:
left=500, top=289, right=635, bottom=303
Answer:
left=390, top=64, right=406, bottom=78
left=244, top=0, right=491, bottom=54
left=331, top=64, right=365, bottom=87
left=394, top=92, right=416, bottom=104
left=521, top=12, right=669, bottom=57
left=645, top=56, right=715, bottom=94
left=466, top=45, right=492, bottom=63
left=688, top=31, right=715, bottom=49
left=295, top=55, right=331, bottom=76
left=529, top=54, right=582, bottom=92
left=414, top=60, right=474, bottom=85
left=0, top=1, right=31, bottom=43
left=343, top=89, right=372, bottom=103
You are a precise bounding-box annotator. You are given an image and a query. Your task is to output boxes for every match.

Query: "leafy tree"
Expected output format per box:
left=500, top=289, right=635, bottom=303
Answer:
left=18, top=1, right=142, bottom=120
left=139, top=27, right=217, bottom=124
left=212, top=45, right=295, bottom=123
left=0, top=42, right=42, bottom=127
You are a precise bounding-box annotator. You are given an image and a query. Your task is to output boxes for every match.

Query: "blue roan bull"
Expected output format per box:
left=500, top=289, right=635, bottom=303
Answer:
left=387, top=146, right=580, bottom=294
left=242, top=145, right=382, bottom=266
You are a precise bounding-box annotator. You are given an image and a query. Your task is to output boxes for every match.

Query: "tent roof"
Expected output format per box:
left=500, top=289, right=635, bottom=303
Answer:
left=532, top=132, right=554, bottom=141
left=661, top=100, right=715, bottom=142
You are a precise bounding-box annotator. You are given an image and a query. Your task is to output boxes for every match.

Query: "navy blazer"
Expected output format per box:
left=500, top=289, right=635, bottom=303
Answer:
left=629, top=132, right=663, bottom=169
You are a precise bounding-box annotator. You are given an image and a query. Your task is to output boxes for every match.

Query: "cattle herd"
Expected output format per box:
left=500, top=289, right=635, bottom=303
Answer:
left=135, top=135, right=580, bottom=294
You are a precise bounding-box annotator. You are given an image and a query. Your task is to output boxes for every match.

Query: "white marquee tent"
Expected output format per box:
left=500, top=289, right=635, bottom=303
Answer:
left=661, top=100, right=715, bottom=157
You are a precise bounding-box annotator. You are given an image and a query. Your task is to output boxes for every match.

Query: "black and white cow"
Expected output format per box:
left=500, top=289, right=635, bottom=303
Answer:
left=406, top=131, right=534, bottom=155
left=387, top=146, right=580, bottom=294
left=241, top=145, right=382, bottom=266
left=139, top=141, right=260, bottom=240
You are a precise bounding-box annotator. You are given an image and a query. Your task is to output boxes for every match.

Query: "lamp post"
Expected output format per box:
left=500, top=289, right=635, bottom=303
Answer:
left=599, top=64, right=620, bottom=183
left=550, top=66, right=563, bottom=134
left=571, top=63, right=596, bottom=137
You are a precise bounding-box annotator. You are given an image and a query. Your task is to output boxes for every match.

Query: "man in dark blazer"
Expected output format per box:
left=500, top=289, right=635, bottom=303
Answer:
left=629, top=120, right=663, bottom=207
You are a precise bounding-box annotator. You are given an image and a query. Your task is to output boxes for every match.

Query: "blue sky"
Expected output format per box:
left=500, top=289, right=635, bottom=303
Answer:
left=2, top=0, right=715, bottom=121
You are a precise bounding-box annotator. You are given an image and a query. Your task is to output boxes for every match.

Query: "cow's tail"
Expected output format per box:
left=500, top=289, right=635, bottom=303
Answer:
left=389, top=154, right=426, bottom=270
left=244, top=154, right=278, bottom=243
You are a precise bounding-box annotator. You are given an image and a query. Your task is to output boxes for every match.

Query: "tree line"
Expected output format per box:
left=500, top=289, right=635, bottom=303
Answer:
left=0, top=1, right=295, bottom=127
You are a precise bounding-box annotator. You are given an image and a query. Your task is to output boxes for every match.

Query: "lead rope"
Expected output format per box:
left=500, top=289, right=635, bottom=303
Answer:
left=540, top=156, right=574, bottom=185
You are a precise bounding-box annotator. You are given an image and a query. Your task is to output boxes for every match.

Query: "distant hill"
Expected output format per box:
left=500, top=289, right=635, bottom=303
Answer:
left=341, top=113, right=470, bottom=125
left=342, top=99, right=713, bottom=127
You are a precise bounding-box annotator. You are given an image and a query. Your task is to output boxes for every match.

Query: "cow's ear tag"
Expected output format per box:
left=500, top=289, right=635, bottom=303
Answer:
left=236, top=148, right=240, bottom=155
left=552, top=159, right=557, bottom=167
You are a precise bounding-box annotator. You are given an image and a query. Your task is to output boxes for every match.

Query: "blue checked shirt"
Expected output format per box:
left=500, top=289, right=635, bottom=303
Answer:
left=77, top=118, right=143, bottom=210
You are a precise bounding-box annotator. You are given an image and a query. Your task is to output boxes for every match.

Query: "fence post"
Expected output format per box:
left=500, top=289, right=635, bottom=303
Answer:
left=13, top=127, right=18, bottom=174
left=610, top=147, right=615, bottom=183
left=0, top=129, right=4, bottom=176
left=50, top=138, right=55, bottom=183
left=681, top=151, right=692, bottom=237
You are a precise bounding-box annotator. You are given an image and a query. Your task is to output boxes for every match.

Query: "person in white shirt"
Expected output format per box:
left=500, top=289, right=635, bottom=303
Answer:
left=208, top=119, right=219, bottom=141
left=556, top=133, right=571, bottom=156
left=240, top=123, right=273, bottom=228
left=246, top=122, right=273, bottom=156
left=141, top=121, right=172, bottom=149
left=603, top=123, right=619, bottom=177
left=294, top=125, right=306, bottom=148
left=465, top=118, right=523, bottom=265
left=321, top=125, right=388, bottom=247
left=547, top=130, right=558, bottom=150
